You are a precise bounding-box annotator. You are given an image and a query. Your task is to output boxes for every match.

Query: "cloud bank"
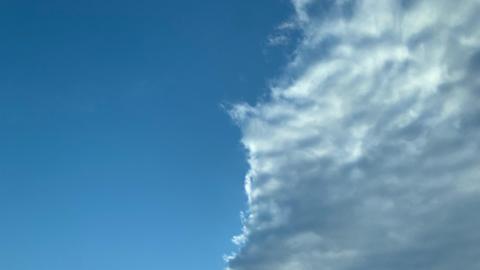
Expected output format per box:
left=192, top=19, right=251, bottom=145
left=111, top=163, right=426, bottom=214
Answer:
left=227, top=0, right=480, bottom=269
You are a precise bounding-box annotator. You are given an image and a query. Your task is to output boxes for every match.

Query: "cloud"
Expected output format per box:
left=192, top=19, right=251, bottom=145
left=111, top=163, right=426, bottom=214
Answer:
left=226, top=0, right=480, bottom=269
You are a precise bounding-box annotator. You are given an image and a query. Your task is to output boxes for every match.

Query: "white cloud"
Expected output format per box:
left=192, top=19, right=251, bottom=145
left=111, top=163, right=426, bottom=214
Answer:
left=226, top=0, right=480, bottom=269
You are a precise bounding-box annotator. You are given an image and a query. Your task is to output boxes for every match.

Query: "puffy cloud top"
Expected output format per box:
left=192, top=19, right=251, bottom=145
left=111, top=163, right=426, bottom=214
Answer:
left=227, top=0, right=480, bottom=269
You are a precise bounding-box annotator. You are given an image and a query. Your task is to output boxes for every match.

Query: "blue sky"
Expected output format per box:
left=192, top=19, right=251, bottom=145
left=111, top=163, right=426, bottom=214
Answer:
left=0, top=1, right=293, bottom=269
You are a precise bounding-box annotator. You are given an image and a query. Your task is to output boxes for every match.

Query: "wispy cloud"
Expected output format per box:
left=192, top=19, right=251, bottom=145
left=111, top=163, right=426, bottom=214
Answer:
left=227, top=0, right=480, bottom=269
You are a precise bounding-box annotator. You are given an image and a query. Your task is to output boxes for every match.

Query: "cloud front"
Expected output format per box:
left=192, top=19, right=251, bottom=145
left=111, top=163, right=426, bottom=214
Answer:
left=227, top=0, right=480, bottom=269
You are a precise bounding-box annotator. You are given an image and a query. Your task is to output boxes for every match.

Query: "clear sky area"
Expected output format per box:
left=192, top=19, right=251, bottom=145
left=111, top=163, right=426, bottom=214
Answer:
left=0, top=1, right=293, bottom=269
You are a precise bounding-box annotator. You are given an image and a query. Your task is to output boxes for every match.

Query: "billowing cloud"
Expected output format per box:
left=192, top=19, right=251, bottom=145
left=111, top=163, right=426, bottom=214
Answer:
left=226, top=0, right=480, bottom=269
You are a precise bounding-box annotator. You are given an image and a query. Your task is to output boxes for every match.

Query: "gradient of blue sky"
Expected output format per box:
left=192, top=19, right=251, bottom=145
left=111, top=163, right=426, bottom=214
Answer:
left=0, top=1, right=292, bottom=269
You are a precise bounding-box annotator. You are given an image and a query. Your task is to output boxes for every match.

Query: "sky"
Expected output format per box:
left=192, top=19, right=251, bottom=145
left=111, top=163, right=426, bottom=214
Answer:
left=2, top=1, right=480, bottom=270
left=0, top=0, right=293, bottom=269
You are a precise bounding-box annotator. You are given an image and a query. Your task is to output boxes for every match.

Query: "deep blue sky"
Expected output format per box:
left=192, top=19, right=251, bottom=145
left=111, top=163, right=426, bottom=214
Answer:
left=0, top=1, right=293, bottom=269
